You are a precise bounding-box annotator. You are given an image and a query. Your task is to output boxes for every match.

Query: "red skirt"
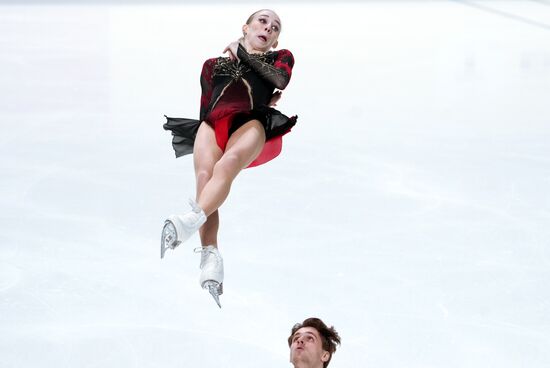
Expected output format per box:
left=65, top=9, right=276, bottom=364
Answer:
left=163, top=107, right=297, bottom=168
left=209, top=109, right=284, bottom=168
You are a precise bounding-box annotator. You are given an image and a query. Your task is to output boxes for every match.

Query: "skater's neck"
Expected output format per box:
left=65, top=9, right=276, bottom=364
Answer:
left=292, top=363, right=323, bottom=368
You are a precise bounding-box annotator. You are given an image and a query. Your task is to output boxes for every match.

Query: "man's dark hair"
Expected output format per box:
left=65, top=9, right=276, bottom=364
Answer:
left=288, top=317, right=341, bottom=368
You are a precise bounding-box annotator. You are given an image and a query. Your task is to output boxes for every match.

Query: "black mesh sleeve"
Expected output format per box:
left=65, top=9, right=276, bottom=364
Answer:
left=237, top=44, right=294, bottom=90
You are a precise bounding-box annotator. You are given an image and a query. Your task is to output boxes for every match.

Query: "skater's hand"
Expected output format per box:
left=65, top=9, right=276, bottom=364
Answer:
left=223, top=39, right=242, bottom=61
left=269, top=91, right=282, bottom=107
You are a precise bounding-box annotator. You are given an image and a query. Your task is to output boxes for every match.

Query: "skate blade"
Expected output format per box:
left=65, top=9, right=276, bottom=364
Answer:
left=204, top=281, right=223, bottom=308
left=160, top=220, right=179, bottom=259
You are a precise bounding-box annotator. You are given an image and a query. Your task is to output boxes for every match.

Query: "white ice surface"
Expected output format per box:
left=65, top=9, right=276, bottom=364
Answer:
left=1, top=2, right=550, bottom=367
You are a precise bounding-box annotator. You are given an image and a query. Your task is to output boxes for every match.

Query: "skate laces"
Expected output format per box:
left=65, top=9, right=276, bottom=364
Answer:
left=194, top=246, right=219, bottom=255
left=194, top=246, right=221, bottom=269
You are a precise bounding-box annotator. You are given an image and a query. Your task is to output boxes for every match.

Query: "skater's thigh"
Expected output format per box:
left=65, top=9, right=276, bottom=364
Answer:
left=194, top=122, right=223, bottom=174
left=224, top=119, right=266, bottom=170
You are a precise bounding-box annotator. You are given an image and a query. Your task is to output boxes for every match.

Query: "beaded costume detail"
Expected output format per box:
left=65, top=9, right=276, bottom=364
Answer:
left=213, top=52, right=273, bottom=81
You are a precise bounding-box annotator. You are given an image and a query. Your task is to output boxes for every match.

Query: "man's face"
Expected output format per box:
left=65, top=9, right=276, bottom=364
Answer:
left=289, top=327, right=330, bottom=367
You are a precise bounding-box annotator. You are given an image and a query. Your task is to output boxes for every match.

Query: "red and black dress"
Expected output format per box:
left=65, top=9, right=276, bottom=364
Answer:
left=164, top=45, right=297, bottom=168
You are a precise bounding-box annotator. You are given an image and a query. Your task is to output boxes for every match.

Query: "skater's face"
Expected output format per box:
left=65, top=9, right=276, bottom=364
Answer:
left=242, top=10, right=281, bottom=52
left=289, top=327, right=330, bottom=368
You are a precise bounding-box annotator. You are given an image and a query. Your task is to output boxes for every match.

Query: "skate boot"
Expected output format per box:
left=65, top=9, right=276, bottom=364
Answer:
left=160, top=199, right=207, bottom=258
left=196, top=245, right=224, bottom=308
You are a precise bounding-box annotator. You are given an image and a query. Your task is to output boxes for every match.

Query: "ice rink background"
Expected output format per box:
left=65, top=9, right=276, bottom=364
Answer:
left=1, top=1, right=550, bottom=367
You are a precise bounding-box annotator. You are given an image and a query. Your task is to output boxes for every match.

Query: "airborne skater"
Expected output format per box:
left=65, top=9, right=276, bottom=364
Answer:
left=161, top=9, right=296, bottom=307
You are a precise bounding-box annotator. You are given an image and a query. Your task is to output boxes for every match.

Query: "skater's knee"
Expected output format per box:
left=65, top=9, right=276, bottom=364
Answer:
left=213, top=153, right=243, bottom=178
left=195, top=168, right=213, bottom=187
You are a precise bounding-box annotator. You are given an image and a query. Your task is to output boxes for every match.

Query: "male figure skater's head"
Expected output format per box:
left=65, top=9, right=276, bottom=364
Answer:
left=242, top=9, right=282, bottom=51
left=288, top=318, right=341, bottom=368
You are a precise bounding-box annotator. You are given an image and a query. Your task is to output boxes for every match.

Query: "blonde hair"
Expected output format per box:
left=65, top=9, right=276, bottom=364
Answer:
left=246, top=9, right=282, bottom=30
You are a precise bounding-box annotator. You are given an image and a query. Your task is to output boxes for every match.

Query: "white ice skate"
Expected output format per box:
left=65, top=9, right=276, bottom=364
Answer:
left=196, top=245, right=224, bottom=308
left=160, top=199, right=207, bottom=259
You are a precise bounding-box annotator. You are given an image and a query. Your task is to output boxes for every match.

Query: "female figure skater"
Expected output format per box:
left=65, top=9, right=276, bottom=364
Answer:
left=162, top=9, right=296, bottom=307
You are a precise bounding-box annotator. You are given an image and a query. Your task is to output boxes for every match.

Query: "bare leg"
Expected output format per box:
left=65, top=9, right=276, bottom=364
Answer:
left=193, top=123, right=223, bottom=247
left=197, top=120, right=266, bottom=217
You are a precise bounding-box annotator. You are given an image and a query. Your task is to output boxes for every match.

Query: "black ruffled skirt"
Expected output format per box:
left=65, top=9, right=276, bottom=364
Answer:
left=163, top=107, right=297, bottom=167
